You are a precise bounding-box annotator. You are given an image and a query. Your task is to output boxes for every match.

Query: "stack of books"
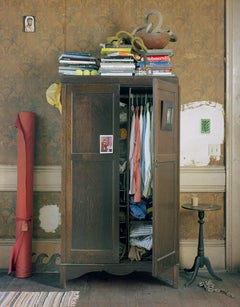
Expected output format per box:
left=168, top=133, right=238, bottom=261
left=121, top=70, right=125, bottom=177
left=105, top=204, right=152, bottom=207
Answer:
left=135, top=49, right=174, bottom=76
left=99, top=44, right=136, bottom=76
left=100, top=43, right=132, bottom=56
left=58, top=52, right=99, bottom=76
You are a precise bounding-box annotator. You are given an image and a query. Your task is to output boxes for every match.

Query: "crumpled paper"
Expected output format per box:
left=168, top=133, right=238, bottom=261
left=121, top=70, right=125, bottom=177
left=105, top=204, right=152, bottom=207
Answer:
left=46, top=83, right=62, bottom=114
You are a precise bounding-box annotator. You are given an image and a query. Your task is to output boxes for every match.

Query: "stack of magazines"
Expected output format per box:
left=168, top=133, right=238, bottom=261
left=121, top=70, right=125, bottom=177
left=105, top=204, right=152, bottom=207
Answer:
left=99, top=43, right=136, bottom=76
left=58, top=52, right=99, bottom=76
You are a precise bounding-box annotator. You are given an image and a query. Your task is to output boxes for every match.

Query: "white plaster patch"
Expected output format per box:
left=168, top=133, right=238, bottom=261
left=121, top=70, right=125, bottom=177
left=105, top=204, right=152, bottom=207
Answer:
left=39, top=204, right=61, bottom=233
left=180, top=101, right=224, bottom=166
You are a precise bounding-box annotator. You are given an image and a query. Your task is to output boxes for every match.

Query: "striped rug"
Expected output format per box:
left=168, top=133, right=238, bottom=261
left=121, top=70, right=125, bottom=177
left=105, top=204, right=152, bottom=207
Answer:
left=0, top=291, right=80, bottom=306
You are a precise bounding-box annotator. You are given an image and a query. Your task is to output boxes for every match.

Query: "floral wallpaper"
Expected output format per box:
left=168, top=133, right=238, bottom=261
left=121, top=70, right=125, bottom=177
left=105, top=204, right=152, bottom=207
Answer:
left=0, top=0, right=224, bottom=165
left=0, top=0, right=64, bottom=165
left=180, top=192, right=225, bottom=240
left=0, top=192, right=60, bottom=239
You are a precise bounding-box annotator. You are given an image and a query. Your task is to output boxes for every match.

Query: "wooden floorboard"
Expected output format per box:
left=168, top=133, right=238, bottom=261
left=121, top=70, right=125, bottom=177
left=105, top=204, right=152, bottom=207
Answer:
left=0, top=270, right=239, bottom=306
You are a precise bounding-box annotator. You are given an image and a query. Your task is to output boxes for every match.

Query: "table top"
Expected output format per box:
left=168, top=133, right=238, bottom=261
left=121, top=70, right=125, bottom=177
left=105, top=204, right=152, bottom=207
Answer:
left=182, top=204, right=221, bottom=211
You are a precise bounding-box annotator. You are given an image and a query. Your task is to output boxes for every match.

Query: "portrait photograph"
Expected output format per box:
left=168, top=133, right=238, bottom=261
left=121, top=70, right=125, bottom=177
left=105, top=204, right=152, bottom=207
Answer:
left=23, top=15, right=35, bottom=32
left=100, top=135, right=113, bottom=154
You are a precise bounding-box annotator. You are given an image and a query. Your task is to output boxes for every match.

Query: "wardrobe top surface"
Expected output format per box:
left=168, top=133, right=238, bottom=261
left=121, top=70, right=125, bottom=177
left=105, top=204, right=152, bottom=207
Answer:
left=60, top=75, right=178, bottom=86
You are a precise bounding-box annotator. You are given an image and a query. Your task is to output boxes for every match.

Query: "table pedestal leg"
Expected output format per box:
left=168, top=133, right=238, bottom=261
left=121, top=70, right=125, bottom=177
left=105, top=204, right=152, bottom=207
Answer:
left=184, top=210, right=222, bottom=287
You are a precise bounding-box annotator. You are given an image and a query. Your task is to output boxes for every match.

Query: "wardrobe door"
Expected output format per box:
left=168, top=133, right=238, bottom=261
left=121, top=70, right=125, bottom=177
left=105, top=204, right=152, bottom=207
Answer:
left=152, top=78, right=179, bottom=288
left=62, top=83, right=120, bottom=265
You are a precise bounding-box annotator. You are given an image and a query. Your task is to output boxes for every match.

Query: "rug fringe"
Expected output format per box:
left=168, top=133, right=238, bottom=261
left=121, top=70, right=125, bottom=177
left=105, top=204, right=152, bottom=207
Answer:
left=0, top=291, right=80, bottom=307
left=69, top=291, right=80, bottom=306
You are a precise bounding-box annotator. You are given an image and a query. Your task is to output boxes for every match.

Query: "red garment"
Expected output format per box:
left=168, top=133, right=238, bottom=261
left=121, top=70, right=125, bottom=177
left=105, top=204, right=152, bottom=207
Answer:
left=133, top=107, right=141, bottom=202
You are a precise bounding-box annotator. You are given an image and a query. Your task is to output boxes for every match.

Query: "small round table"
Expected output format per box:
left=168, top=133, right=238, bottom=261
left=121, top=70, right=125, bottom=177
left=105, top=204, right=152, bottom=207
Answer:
left=182, top=203, right=222, bottom=287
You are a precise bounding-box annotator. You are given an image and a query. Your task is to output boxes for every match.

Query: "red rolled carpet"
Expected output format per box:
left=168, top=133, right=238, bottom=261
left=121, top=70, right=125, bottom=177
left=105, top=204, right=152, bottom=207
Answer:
left=8, top=112, right=36, bottom=278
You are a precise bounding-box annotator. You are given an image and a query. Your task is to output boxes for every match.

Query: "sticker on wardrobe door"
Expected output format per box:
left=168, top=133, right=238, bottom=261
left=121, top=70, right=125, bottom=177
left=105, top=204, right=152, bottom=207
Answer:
left=100, top=135, right=113, bottom=153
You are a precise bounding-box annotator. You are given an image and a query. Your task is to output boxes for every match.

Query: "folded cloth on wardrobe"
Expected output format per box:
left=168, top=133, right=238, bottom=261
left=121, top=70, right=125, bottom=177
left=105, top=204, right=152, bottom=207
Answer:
left=130, top=222, right=152, bottom=237
left=130, top=203, right=146, bottom=219
left=129, top=196, right=147, bottom=219
left=130, top=235, right=152, bottom=250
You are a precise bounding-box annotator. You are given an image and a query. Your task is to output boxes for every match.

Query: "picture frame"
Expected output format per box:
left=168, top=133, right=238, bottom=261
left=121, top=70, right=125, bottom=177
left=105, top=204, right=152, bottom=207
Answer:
left=161, top=101, right=174, bottom=131
left=23, top=16, right=35, bottom=32
left=100, top=135, right=113, bottom=154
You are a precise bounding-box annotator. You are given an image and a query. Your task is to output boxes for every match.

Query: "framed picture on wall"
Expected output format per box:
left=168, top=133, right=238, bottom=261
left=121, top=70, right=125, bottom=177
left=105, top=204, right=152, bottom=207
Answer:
left=23, top=16, right=35, bottom=32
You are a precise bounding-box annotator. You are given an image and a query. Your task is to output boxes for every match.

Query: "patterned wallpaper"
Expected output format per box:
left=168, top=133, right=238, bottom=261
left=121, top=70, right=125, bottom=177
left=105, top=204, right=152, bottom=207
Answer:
left=0, top=1, right=225, bottom=244
left=0, top=192, right=60, bottom=239
left=180, top=192, right=225, bottom=239
left=0, top=0, right=224, bottom=165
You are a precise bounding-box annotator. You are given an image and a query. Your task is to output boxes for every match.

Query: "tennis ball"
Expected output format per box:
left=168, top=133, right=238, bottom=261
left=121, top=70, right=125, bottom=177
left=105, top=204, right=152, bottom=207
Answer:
left=91, top=70, right=98, bottom=75
left=75, top=69, right=83, bottom=75
left=83, top=70, right=90, bottom=75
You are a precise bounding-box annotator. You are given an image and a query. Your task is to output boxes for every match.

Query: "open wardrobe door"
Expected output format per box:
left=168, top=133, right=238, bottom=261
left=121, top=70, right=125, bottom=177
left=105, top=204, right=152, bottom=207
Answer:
left=152, top=78, right=179, bottom=288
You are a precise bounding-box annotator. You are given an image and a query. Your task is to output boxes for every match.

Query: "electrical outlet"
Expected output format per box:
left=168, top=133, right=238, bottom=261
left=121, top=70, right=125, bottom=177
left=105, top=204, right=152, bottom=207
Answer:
left=208, top=144, right=221, bottom=156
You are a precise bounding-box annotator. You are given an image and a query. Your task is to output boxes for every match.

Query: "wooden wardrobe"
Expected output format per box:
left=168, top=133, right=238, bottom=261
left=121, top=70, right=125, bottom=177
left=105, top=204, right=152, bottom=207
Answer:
left=60, top=76, right=179, bottom=288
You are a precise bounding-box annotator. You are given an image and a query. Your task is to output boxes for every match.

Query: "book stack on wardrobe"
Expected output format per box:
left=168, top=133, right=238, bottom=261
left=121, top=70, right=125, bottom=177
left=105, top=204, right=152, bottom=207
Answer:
left=99, top=43, right=136, bottom=76
left=58, top=52, right=99, bottom=76
left=135, top=49, right=174, bottom=76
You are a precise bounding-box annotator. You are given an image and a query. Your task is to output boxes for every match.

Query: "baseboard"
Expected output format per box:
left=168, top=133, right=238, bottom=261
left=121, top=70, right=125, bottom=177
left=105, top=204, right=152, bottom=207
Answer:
left=0, top=239, right=225, bottom=272
left=179, top=239, right=225, bottom=270
left=0, top=239, right=61, bottom=272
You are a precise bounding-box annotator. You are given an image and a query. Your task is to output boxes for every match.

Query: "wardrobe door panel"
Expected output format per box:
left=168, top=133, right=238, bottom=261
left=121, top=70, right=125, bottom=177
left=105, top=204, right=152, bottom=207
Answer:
left=152, top=79, right=179, bottom=288
left=63, top=83, right=120, bottom=264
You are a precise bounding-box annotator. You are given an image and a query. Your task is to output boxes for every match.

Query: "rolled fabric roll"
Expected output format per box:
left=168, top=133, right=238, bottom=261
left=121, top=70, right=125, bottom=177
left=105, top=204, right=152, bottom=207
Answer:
left=9, top=112, right=36, bottom=278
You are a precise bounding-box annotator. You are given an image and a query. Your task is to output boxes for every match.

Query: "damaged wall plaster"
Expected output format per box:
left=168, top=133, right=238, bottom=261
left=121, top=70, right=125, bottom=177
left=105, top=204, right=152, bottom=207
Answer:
left=180, top=101, right=224, bottom=166
left=39, top=204, right=61, bottom=233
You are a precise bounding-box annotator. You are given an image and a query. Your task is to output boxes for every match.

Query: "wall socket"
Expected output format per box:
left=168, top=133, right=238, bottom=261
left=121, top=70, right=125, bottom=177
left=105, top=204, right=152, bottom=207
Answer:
left=208, top=144, right=221, bottom=156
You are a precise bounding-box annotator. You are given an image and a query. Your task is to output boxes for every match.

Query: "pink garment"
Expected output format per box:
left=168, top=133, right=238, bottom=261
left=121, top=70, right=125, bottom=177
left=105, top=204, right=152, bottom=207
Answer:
left=129, top=109, right=136, bottom=194
left=133, top=106, right=141, bottom=202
